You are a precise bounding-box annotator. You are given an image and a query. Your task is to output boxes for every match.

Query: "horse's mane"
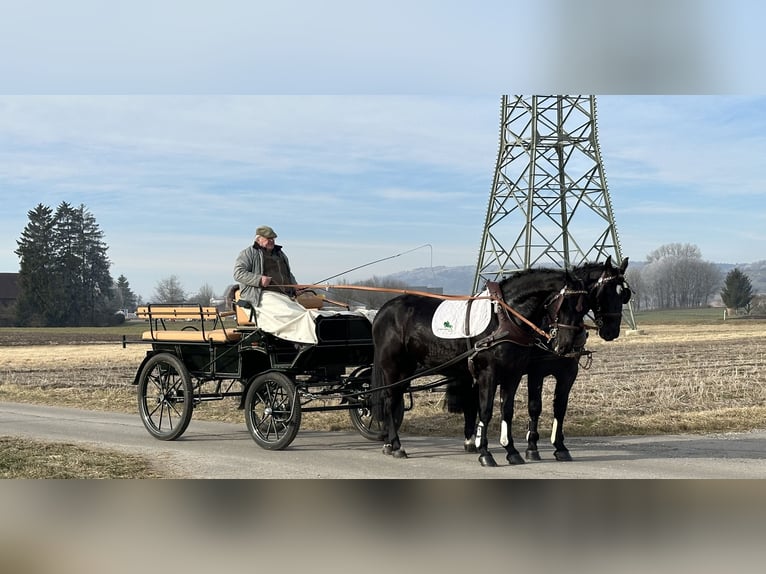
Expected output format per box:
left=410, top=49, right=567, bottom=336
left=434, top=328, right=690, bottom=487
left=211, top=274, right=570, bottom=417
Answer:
left=572, top=261, right=606, bottom=282
left=497, top=267, right=570, bottom=308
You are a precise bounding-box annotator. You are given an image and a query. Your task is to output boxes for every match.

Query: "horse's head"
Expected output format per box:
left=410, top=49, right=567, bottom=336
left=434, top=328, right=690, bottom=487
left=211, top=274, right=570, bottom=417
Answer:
left=542, top=270, right=590, bottom=356
left=586, top=256, right=631, bottom=341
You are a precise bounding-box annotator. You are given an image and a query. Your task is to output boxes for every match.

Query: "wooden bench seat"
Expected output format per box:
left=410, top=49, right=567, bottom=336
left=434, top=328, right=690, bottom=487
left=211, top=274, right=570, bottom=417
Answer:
left=136, top=304, right=240, bottom=343
left=140, top=329, right=241, bottom=343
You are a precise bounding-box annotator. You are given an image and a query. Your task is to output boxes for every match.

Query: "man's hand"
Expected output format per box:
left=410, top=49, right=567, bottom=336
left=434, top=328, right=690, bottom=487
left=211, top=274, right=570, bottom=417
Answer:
left=260, top=276, right=272, bottom=287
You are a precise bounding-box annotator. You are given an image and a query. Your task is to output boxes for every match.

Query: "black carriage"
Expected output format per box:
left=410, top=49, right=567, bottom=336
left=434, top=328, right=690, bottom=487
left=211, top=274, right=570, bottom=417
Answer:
left=124, top=294, right=380, bottom=450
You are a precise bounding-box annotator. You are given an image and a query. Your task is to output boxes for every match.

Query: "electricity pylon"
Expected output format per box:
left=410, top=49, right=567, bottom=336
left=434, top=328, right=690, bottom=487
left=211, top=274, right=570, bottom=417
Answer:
left=472, top=95, right=636, bottom=328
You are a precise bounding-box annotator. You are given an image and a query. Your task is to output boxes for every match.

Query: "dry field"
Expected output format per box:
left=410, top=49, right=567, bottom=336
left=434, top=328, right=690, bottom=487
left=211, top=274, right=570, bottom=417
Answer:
left=1, top=321, right=765, bottom=439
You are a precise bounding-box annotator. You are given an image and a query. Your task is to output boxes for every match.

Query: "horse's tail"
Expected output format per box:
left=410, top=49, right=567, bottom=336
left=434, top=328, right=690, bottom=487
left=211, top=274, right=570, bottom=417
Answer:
left=443, top=378, right=475, bottom=414
left=369, top=360, right=387, bottom=422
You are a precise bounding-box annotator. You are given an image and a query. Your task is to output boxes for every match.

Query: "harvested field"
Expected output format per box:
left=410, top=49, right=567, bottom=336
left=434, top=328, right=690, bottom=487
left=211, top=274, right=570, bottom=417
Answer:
left=1, top=321, right=765, bottom=438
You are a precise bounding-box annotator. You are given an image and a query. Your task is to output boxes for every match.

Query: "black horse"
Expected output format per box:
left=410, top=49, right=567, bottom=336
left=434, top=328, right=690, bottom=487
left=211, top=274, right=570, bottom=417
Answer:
left=524, top=256, right=631, bottom=461
left=449, top=257, right=631, bottom=461
left=370, top=268, right=590, bottom=467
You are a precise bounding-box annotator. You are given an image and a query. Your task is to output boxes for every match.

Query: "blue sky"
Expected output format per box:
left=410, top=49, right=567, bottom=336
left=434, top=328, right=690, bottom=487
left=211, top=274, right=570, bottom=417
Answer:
left=1, top=1, right=765, bottom=300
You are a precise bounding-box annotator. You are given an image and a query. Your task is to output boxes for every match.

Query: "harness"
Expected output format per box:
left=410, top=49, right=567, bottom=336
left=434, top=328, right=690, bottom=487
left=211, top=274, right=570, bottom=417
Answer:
left=477, top=280, right=588, bottom=350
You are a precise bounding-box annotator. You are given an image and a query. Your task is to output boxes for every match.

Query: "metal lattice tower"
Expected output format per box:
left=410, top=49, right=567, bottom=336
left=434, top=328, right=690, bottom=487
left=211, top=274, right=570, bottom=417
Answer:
left=473, top=95, right=636, bottom=328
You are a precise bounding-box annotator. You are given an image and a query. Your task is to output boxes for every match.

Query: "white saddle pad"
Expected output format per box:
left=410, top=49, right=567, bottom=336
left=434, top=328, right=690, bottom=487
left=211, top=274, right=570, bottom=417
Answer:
left=431, top=291, right=492, bottom=339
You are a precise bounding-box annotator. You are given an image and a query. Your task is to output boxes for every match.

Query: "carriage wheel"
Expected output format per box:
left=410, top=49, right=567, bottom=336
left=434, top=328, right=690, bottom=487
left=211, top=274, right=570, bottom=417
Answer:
left=346, top=366, right=384, bottom=441
left=137, top=352, right=194, bottom=441
left=244, top=371, right=301, bottom=450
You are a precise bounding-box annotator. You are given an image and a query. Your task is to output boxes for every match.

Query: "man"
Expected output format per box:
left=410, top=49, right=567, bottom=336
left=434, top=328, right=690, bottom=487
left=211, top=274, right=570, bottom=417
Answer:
left=233, top=225, right=318, bottom=344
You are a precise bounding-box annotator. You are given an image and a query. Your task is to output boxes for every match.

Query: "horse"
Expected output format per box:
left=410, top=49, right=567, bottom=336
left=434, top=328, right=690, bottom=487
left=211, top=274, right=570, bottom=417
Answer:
left=449, top=257, right=631, bottom=461
left=370, top=267, right=591, bottom=467
left=523, top=256, right=631, bottom=461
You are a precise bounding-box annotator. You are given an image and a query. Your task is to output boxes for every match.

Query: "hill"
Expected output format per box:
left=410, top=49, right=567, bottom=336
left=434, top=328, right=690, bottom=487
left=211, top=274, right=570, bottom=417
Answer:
left=385, top=265, right=475, bottom=295
left=383, top=260, right=766, bottom=296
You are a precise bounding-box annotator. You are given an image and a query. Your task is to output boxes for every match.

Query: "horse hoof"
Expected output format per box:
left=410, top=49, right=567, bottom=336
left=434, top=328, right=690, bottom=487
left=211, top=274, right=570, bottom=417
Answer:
left=393, top=449, right=408, bottom=459
left=554, top=450, right=572, bottom=462
left=507, top=453, right=526, bottom=465
left=479, top=454, right=497, bottom=467
left=382, top=444, right=394, bottom=455
left=525, top=449, right=541, bottom=461
left=464, top=442, right=478, bottom=453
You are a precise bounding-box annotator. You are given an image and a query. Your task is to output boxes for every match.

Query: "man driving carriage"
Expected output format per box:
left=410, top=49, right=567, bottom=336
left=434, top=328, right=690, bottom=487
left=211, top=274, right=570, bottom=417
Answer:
left=233, top=225, right=319, bottom=344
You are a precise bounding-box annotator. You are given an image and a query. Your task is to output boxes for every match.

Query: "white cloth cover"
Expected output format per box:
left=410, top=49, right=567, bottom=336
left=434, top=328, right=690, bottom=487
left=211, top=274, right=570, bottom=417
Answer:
left=431, top=291, right=493, bottom=339
left=252, top=291, right=375, bottom=344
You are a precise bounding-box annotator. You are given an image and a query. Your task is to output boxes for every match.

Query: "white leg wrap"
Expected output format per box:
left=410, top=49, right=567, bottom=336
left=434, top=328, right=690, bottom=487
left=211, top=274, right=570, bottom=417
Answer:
left=551, top=419, right=559, bottom=445
left=475, top=422, right=484, bottom=449
left=500, top=420, right=509, bottom=447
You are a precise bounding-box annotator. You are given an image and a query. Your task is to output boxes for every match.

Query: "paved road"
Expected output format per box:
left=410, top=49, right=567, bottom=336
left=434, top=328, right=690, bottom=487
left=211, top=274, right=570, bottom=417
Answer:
left=2, top=402, right=765, bottom=478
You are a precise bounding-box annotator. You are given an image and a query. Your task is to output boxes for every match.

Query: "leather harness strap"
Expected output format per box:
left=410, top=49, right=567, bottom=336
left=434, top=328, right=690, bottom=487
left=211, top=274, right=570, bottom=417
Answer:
left=485, top=281, right=538, bottom=347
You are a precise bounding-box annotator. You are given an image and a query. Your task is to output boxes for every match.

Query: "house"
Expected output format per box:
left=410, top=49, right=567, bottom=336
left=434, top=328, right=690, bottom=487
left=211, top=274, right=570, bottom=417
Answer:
left=0, top=273, right=19, bottom=307
left=0, top=273, right=20, bottom=325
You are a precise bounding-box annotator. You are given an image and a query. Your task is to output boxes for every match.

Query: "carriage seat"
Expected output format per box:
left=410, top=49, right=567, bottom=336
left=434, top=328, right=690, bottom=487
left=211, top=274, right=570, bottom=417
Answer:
left=136, top=304, right=241, bottom=343
left=229, top=287, right=325, bottom=328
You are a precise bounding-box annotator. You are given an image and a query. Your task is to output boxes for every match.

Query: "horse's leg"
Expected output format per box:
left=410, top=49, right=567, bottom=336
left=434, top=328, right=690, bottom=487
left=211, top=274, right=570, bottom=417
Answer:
left=390, top=387, right=408, bottom=458
left=381, top=386, right=408, bottom=458
left=550, top=360, right=578, bottom=462
left=499, top=372, right=525, bottom=465
left=474, top=372, right=498, bottom=467
left=464, top=383, right=479, bottom=453
left=525, top=370, right=544, bottom=461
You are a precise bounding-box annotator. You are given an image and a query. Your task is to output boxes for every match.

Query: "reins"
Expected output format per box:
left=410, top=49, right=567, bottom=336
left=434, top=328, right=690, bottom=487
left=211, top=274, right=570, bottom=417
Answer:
left=282, top=282, right=554, bottom=341
left=339, top=328, right=514, bottom=397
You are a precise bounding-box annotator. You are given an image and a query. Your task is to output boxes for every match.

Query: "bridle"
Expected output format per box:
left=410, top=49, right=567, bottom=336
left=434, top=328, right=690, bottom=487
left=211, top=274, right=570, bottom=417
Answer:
left=590, top=270, right=631, bottom=328
left=542, top=283, right=589, bottom=341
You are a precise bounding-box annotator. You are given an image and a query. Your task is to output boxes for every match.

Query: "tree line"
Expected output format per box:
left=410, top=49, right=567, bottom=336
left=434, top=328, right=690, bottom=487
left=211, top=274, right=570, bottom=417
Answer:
left=11, top=202, right=215, bottom=327
left=624, top=242, right=755, bottom=313
left=10, top=203, right=758, bottom=327
left=13, top=203, right=132, bottom=326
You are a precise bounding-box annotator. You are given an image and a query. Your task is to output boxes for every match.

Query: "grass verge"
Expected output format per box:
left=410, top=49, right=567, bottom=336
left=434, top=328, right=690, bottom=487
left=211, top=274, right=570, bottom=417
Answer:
left=0, top=436, right=167, bottom=478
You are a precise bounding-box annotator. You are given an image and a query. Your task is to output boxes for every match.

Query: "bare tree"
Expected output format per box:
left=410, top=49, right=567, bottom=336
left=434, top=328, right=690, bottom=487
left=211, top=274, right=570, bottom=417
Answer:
left=625, top=266, right=644, bottom=311
left=152, top=275, right=187, bottom=303
left=187, top=283, right=216, bottom=306
left=639, top=244, right=721, bottom=309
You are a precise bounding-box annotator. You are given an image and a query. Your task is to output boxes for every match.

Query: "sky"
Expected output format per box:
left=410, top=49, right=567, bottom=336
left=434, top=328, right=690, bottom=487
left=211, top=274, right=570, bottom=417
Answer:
left=1, top=1, right=765, bottom=301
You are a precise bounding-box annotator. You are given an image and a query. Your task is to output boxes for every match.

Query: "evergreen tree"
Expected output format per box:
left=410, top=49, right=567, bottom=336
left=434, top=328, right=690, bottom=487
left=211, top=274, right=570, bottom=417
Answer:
left=15, top=202, right=114, bottom=326
left=721, top=268, right=753, bottom=312
left=115, top=275, right=138, bottom=310
left=51, top=202, right=80, bottom=324
left=14, top=204, right=56, bottom=325
left=78, top=205, right=113, bottom=323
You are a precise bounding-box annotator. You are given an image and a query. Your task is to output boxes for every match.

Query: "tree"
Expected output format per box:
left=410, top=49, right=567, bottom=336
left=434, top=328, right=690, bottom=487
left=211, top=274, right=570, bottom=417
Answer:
left=50, top=203, right=114, bottom=325
left=639, top=243, right=721, bottom=309
left=15, top=202, right=115, bottom=326
left=721, top=268, right=753, bottom=312
left=187, top=283, right=216, bottom=306
left=153, top=275, right=187, bottom=303
left=624, top=266, right=644, bottom=311
left=114, top=275, right=138, bottom=310
left=14, top=204, right=56, bottom=325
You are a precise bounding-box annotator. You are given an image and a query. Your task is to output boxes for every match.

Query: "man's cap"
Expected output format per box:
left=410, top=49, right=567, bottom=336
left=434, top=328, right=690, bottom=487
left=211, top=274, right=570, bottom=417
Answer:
left=256, top=225, right=277, bottom=239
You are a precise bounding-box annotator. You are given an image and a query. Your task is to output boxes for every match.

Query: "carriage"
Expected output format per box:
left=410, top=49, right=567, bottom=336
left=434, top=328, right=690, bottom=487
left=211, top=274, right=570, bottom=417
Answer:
left=124, top=257, right=629, bottom=464
left=123, top=290, right=382, bottom=450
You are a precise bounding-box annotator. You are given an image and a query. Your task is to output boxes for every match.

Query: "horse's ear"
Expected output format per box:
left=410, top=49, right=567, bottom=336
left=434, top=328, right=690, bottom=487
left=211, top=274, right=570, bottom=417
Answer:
left=604, top=255, right=613, bottom=268
left=620, top=285, right=632, bottom=304
left=620, top=257, right=629, bottom=273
